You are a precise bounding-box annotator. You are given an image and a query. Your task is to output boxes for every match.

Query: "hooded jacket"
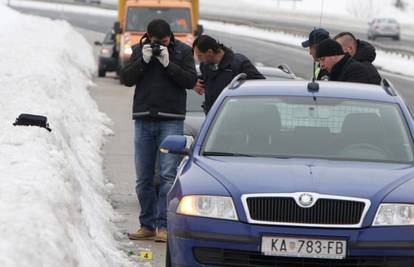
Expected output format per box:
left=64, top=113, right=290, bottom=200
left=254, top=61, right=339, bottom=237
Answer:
left=353, top=40, right=381, bottom=85
left=121, top=35, right=197, bottom=120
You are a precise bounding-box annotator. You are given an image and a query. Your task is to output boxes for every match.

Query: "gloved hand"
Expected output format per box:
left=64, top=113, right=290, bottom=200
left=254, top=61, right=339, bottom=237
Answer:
left=142, top=44, right=152, bottom=63
left=156, top=46, right=170, bottom=68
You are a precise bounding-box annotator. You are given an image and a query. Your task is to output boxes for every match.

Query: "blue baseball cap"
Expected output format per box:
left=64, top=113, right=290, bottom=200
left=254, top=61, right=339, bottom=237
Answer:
left=302, top=28, right=330, bottom=48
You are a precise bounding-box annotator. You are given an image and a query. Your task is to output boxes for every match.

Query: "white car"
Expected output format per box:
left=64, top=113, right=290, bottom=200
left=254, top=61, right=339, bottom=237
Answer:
left=368, top=18, right=400, bottom=41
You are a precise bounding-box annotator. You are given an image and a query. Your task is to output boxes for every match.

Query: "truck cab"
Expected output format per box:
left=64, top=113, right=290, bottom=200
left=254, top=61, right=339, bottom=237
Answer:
left=116, top=0, right=202, bottom=70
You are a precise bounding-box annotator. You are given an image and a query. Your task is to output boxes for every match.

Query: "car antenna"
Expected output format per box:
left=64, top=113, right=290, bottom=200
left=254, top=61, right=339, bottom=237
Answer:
left=308, top=0, right=325, bottom=98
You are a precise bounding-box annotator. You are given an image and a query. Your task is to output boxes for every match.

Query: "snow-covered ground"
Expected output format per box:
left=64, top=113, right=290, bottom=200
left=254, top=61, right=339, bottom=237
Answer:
left=0, top=3, right=133, bottom=267
left=0, top=0, right=412, bottom=266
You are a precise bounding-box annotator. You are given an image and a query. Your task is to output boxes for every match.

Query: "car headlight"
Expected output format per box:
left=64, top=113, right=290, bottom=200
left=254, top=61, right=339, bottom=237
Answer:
left=373, top=204, right=414, bottom=226
left=100, top=48, right=111, bottom=57
left=177, top=195, right=238, bottom=221
left=123, top=45, right=133, bottom=55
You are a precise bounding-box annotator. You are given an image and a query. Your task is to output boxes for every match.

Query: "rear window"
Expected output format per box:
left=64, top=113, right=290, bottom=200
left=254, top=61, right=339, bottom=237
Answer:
left=377, top=18, right=398, bottom=24
left=203, top=96, right=413, bottom=163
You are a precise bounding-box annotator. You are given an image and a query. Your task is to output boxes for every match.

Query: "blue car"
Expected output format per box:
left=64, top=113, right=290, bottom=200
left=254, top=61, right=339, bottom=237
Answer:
left=161, top=77, right=414, bottom=267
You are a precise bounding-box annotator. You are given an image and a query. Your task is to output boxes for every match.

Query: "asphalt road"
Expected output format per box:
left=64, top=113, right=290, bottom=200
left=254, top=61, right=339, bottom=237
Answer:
left=10, top=4, right=414, bottom=267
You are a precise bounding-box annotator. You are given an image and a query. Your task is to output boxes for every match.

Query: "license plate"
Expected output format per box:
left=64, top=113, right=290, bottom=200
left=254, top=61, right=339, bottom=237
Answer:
left=261, top=236, right=346, bottom=259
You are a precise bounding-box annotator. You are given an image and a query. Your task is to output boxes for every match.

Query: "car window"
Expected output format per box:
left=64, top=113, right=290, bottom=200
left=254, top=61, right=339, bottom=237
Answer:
left=203, top=96, right=413, bottom=163
left=126, top=7, right=192, bottom=33
left=103, top=32, right=114, bottom=44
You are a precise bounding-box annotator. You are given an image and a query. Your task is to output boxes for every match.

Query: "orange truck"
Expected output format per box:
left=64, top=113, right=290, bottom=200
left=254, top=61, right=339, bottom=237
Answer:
left=115, top=0, right=202, bottom=70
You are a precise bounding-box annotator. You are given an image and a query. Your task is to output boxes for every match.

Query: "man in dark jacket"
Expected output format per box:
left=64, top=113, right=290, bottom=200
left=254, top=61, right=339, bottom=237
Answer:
left=192, top=35, right=265, bottom=114
left=316, top=38, right=375, bottom=84
left=301, top=28, right=330, bottom=80
left=121, top=19, right=197, bottom=242
left=334, top=32, right=381, bottom=84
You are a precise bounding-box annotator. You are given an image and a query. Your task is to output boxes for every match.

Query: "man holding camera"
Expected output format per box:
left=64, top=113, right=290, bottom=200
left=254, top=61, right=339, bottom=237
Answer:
left=121, top=19, right=197, bottom=242
left=192, top=35, right=265, bottom=114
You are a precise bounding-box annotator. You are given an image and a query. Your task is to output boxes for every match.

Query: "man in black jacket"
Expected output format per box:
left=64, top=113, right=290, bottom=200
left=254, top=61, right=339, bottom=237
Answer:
left=334, top=32, right=381, bottom=85
left=121, top=19, right=197, bottom=242
left=192, top=35, right=265, bottom=114
left=316, top=38, right=375, bottom=84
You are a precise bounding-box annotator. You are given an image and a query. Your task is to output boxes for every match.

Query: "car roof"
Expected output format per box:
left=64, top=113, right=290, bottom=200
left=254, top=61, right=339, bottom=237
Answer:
left=224, top=80, right=398, bottom=103
left=256, top=66, right=296, bottom=80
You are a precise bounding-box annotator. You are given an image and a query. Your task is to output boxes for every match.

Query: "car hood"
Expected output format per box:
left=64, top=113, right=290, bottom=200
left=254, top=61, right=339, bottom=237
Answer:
left=195, top=156, right=414, bottom=200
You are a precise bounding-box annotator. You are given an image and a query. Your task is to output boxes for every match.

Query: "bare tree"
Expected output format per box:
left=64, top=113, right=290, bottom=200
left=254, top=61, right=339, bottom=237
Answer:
left=395, top=0, right=405, bottom=10
left=346, top=0, right=381, bottom=20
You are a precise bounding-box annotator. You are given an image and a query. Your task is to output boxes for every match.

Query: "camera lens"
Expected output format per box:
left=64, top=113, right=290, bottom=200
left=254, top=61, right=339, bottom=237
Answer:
left=151, top=42, right=162, bottom=57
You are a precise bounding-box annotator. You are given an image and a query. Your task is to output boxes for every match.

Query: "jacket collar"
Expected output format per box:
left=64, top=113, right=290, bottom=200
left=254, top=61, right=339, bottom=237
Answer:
left=330, top=53, right=351, bottom=77
left=218, top=47, right=234, bottom=70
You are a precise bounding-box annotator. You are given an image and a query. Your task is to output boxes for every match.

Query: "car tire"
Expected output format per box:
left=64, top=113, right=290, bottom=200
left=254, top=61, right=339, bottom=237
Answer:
left=165, top=240, right=172, bottom=267
left=372, top=35, right=376, bottom=41
left=98, top=69, right=106, bottom=77
left=393, top=35, right=400, bottom=41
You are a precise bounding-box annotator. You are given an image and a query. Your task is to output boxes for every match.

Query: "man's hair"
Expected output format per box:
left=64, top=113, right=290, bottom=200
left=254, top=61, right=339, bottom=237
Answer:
left=334, top=31, right=357, bottom=45
left=192, top=35, right=223, bottom=53
left=334, top=31, right=357, bottom=41
left=147, top=19, right=172, bottom=39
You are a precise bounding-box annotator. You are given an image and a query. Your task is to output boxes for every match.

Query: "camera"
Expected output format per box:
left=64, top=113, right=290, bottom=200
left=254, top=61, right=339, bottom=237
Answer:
left=151, top=41, right=162, bottom=57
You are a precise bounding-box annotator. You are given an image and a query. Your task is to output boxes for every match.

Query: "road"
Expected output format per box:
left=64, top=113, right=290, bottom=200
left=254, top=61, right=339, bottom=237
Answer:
left=10, top=4, right=414, bottom=267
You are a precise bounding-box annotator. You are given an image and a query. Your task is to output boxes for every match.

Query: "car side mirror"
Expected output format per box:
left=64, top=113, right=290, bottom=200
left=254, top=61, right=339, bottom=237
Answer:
left=94, top=41, right=102, bottom=46
left=195, top=24, right=204, bottom=37
left=160, top=135, right=194, bottom=155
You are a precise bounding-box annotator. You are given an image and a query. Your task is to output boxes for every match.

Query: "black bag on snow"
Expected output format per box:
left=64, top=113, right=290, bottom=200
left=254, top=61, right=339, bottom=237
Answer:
left=13, top=113, right=52, bottom=132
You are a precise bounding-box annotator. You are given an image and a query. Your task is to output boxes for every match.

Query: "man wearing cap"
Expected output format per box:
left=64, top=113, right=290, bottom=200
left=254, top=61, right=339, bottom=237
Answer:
left=302, top=28, right=330, bottom=80
left=316, top=38, right=375, bottom=84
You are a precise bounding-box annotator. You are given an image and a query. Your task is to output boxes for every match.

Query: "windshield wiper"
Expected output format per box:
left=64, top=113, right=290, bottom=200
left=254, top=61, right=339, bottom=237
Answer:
left=203, top=151, right=256, bottom=157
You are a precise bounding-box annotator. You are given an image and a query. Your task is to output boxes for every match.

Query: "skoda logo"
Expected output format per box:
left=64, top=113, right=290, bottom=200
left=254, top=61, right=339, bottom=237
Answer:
left=298, top=193, right=314, bottom=207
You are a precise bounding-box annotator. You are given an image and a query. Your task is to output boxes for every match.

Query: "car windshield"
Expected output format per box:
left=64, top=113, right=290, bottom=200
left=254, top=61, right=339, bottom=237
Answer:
left=126, top=7, right=191, bottom=33
left=103, top=32, right=114, bottom=44
left=202, top=96, right=414, bottom=163
left=187, top=90, right=204, bottom=112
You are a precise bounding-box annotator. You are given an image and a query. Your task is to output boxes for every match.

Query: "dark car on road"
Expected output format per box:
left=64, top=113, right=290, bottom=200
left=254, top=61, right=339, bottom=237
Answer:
left=94, top=31, right=118, bottom=77
left=161, top=77, right=414, bottom=267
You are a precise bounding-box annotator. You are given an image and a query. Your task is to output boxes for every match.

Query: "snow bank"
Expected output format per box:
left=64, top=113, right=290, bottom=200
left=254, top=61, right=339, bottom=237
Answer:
left=0, top=4, right=132, bottom=267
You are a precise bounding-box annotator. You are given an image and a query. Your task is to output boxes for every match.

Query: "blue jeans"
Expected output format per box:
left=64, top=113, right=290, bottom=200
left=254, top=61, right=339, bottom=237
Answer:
left=134, top=119, right=183, bottom=230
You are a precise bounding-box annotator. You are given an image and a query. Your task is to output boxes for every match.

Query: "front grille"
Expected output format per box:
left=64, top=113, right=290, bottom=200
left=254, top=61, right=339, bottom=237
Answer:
left=246, top=197, right=365, bottom=225
left=194, top=247, right=414, bottom=267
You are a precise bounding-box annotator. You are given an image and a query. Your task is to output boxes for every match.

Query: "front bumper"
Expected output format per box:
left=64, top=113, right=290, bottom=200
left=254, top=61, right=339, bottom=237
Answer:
left=98, top=56, right=117, bottom=72
left=168, top=213, right=414, bottom=267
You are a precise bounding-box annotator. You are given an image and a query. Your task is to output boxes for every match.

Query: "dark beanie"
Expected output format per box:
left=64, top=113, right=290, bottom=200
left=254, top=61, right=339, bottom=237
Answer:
left=316, top=39, right=345, bottom=58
